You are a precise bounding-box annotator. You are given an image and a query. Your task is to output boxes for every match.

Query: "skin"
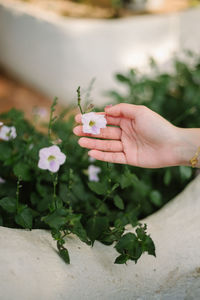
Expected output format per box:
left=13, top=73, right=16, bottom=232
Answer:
left=73, top=103, right=200, bottom=168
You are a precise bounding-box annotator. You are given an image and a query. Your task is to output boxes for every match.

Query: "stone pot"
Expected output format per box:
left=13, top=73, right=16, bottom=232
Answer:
left=0, top=175, right=200, bottom=299
left=1, top=0, right=200, bottom=106
left=125, top=0, right=164, bottom=12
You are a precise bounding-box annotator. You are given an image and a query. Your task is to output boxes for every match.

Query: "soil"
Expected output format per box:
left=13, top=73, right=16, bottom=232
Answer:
left=13, top=0, right=191, bottom=19
left=0, top=72, right=52, bottom=120
left=0, top=70, right=78, bottom=131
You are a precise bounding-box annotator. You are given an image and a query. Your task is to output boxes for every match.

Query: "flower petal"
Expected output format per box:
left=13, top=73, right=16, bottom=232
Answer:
left=49, top=161, right=60, bottom=173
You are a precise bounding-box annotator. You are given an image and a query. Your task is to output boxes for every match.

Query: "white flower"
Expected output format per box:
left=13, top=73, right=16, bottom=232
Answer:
left=0, top=122, right=3, bottom=126
left=38, top=145, right=66, bottom=173
left=32, top=107, right=48, bottom=118
left=88, top=165, right=101, bottom=182
left=82, top=112, right=107, bottom=135
left=0, top=177, right=5, bottom=184
left=29, top=144, right=34, bottom=150
left=0, top=126, right=17, bottom=141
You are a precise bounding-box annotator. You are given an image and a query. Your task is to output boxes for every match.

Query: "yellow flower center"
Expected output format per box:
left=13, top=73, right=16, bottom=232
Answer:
left=89, top=120, right=95, bottom=127
left=48, top=155, right=56, bottom=162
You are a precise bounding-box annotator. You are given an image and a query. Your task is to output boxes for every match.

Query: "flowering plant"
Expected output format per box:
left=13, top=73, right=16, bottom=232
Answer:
left=1, top=55, right=197, bottom=265
left=0, top=97, right=157, bottom=265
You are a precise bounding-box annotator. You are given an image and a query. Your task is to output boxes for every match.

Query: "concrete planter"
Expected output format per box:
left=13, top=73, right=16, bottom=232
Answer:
left=125, top=0, right=164, bottom=12
left=0, top=175, right=200, bottom=299
left=0, top=1, right=200, bottom=106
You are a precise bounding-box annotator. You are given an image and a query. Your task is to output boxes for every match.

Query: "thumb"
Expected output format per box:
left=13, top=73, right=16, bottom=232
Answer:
left=105, top=103, right=139, bottom=119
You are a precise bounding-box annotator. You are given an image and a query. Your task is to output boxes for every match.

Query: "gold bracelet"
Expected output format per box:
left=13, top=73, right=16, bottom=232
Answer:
left=190, top=146, right=200, bottom=168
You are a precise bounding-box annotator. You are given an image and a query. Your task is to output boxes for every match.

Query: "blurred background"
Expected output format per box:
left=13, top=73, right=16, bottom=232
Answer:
left=0, top=0, right=200, bottom=117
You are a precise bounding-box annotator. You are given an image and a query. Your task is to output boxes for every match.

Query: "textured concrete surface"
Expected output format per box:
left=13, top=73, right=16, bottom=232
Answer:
left=0, top=175, right=200, bottom=300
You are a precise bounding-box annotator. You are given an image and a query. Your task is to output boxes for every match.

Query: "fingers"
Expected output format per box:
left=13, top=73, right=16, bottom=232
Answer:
left=78, top=137, right=123, bottom=152
left=105, top=103, right=141, bottom=119
left=75, top=113, right=120, bottom=126
left=73, top=125, right=121, bottom=140
left=88, top=150, right=127, bottom=164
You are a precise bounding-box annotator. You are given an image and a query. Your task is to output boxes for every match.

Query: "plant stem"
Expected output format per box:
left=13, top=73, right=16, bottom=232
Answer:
left=53, top=173, right=58, bottom=209
left=16, top=176, right=22, bottom=212
left=77, top=86, right=83, bottom=114
left=48, top=97, right=58, bottom=141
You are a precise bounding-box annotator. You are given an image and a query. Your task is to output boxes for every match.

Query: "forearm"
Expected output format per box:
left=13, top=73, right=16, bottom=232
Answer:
left=174, top=127, right=200, bottom=167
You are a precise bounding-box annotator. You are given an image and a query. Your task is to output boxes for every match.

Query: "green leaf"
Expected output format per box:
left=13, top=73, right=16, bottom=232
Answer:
left=88, top=182, right=108, bottom=195
left=100, top=226, right=124, bottom=245
left=135, top=223, right=147, bottom=240
left=70, top=215, right=91, bottom=245
left=150, top=190, right=162, bottom=207
left=37, top=196, right=51, bottom=212
left=0, top=143, right=12, bottom=161
left=115, top=74, right=130, bottom=83
left=136, top=224, right=156, bottom=257
left=86, top=216, right=109, bottom=244
left=115, top=232, right=142, bottom=263
left=119, top=171, right=138, bottom=189
left=111, top=183, right=119, bottom=192
left=0, top=215, right=3, bottom=226
left=59, top=248, right=70, bottom=264
left=114, top=254, right=129, bottom=264
left=0, top=197, right=17, bottom=213
left=164, top=168, right=171, bottom=186
left=114, top=195, right=124, bottom=210
left=51, top=229, right=62, bottom=241
left=13, top=163, right=32, bottom=181
left=15, top=206, right=33, bottom=229
left=42, top=208, right=68, bottom=230
left=179, top=166, right=192, bottom=181
left=143, top=235, right=156, bottom=257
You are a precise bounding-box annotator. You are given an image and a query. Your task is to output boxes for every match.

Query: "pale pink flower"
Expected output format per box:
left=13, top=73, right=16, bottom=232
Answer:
left=38, top=145, right=66, bottom=173
left=82, top=112, right=107, bottom=135
left=32, top=107, right=48, bottom=118
left=0, top=125, right=17, bottom=141
left=88, top=165, right=101, bottom=182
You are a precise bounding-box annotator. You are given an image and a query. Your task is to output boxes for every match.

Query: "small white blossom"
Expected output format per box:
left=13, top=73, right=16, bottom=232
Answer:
left=0, top=125, right=17, bottom=141
left=0, top=122, right=3, bottom=126
left=88, top=165, right=101, bottom=182
left=32, top=107, right=48, bottom=118
left=38, top=145, right=66, bottom=173
left=0, top=177, right=5, bottom=184
left=82, top=112, right=107, bottom=135
left=29, top=144, right=34, bottom=150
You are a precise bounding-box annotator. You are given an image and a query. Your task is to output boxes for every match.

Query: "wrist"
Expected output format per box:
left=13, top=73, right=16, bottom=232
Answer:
left=174, top=127, right=200, bottom=167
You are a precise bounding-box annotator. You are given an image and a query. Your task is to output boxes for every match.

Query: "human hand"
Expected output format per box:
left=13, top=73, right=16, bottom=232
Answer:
left=73, top=103, right=199, bottom=168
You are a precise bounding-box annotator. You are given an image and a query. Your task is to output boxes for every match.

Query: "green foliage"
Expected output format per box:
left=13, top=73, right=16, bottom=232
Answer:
left=0, top=54, right=198, bottom=266
left=0, top=197, right=17, bottom=213
left=115, top=224, right=155, bottom=264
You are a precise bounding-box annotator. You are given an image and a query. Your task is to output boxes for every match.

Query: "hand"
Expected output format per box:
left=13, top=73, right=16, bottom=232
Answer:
left=73, top=103, right=199, bottom=168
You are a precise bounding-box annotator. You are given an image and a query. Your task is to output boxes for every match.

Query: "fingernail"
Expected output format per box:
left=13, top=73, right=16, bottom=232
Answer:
left=73, top=127, right=77, bottom=134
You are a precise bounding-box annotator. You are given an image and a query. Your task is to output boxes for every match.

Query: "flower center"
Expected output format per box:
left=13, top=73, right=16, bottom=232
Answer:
left=89, top=120, right=95, bottom=127
left=6, top=131, right=11, bottom=137
left=48, top=155, right=56, bottom=162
